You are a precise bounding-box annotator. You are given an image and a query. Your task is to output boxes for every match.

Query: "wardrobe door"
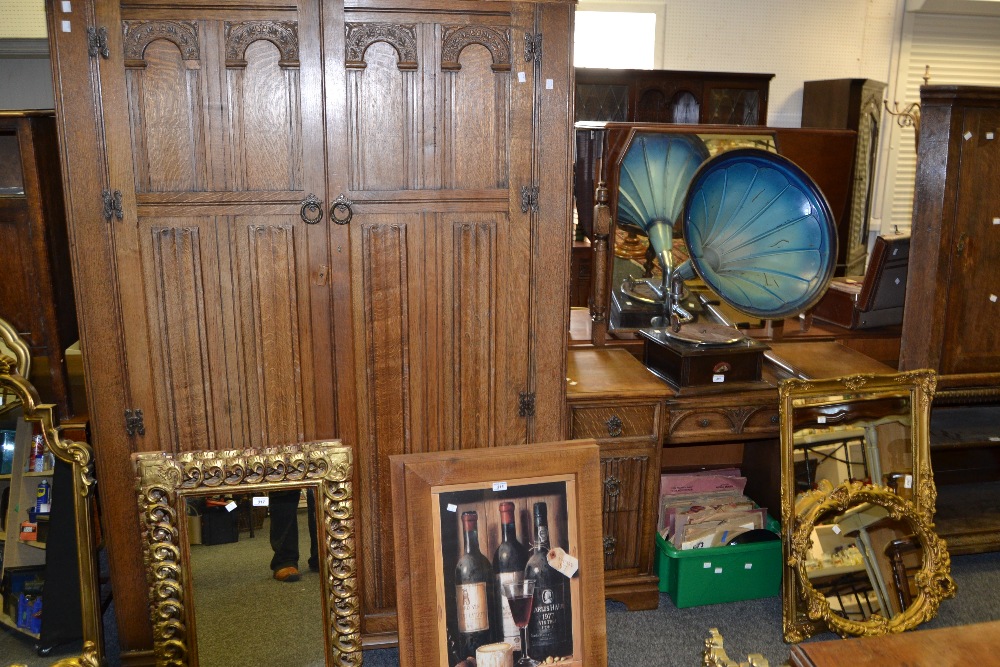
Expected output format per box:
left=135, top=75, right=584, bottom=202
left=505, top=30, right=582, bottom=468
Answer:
left=324, top=0, right=571, bottom=639
left=54, top=0, right=343, bottom=651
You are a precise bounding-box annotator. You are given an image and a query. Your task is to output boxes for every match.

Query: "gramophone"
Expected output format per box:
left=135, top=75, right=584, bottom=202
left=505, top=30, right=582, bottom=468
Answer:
left=613, top=140, right=837, bottom=392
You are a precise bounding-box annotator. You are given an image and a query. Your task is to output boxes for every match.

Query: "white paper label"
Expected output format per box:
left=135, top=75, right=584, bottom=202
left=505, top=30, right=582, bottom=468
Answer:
left=547, top=547, right=579, bottom=578
left=990, top=436, right=1000, bottom=442
left=225, top=500, right=237, bottom=512
left=712, top=374, right=725, bottom=383
left=61, top=20, right=71, bottom=32
left=964, top=131, right=974, bottom=140
left=517, top=71, right=526, bottom=83
left=817, top=416, right=827, bottom=424
left=991, top=294, right=998, bottom=303
left=447, top=503, right=458, bottom=512
left=744, top=563, right=753, bottom=570
left=904, top=474, right=913, bottom=489
left=895, top=278, right=901, bottom=285
left=714, top=567, right=723, bottom=574
left=892, top=247, right=898, bottom=256
left=252, top=496, right=269, bottom=507
left=987, top=132, right=995, bottom=140
left=832, top=525, right=841, bottom=534
left=993, top=218, right=1000, bottom=225
left=546, top=78, right=553, bottom=90
left=492, top=481, right=508, bottom=492
left=61, top=1, right=72, bottom=12
left=703, top=562, right=712, bottom=568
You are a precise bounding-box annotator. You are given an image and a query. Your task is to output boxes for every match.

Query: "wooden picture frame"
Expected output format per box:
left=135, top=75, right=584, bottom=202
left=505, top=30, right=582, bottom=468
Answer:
left=391, top=441, right=608, bottom=667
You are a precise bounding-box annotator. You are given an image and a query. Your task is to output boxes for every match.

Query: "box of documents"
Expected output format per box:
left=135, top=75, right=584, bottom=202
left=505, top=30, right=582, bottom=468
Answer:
left=654, top=516, right=781, bottom=608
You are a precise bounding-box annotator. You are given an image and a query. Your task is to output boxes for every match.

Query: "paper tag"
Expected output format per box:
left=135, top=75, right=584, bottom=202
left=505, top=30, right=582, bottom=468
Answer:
left=61, top=20, right=71, bottom=32
left=994, top=218, right=1000, bottom=225
left=991, top=294, right=998, bottom=303
left=904, top=474, right=913, bottom=489
left=712, top=374, right=725, bottom=383
left=832, top=525, right=841, bottom=534
left=253, top=496, right=269, bottom=507
left=545, top=78, right=553, bottom=90
left=703, top=562, right=712, bottom=569
left=817, top=416, right=827, bottom=424
left=61, top=1, right=71, bottom=12
left=987, top=132, right=995, bottom=140
left=714, top=567, right=723, bottom=574
left=447, top=503, right=458, bottom=512
left=225, top=500, right=238, bottom=512
left=547, top=547, right=579, bottom=578
left=744, top=563, right=753, bottom=570
left=964, top=131, right=974, bottom=140
left=517, top=72, right=526, bottom=83
left=492, top=481, right=508, bottom=492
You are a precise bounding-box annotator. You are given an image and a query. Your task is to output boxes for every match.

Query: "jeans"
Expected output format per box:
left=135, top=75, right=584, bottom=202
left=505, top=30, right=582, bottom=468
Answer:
left=268, top=488, right=318, bottom=571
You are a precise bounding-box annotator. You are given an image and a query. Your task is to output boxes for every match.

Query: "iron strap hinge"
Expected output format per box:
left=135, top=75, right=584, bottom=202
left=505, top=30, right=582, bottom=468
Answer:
left=102, top=189, right=123, bottom=221
left=520, top=185, right=539, bottom=214
left=518, top=391, right=536, bottom=418
left=125, top=409, right=146, bottom=437
left=88, top=26, right=110, bottom=59
left=524, top=32, right=542, bottom=65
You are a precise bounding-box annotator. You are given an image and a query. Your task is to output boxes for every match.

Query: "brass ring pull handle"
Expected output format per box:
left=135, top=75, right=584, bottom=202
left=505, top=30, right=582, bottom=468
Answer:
left=300, top=194, right=323, bottom=224
left=604, top=475, right=622, bottom=498
left=606, top=414, right=623, bottom=438
left=330, top=194, right=354, bottom=225
left=603, top=535, right=617, bottom=557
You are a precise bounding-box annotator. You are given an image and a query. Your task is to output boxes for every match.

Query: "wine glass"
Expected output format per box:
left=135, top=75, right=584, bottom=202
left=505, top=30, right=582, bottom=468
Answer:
left=501, top=579, right=537, bottom=667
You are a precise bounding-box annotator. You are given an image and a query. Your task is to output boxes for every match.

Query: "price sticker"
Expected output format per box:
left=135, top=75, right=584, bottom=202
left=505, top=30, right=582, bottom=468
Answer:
left=904, top=474, right=913, bottom=489
left=964, top=131, right=974, bottom=140
left=517, top=72, right=526, bottom=83
left=252, top=496, right=268, bottom=507
left=492, top=481, right=508, bottom=492
left=546, top=78, right=553, bottom=90
left=547, top=547, right=579, bottom=578
left=447, top=503, right=458, bottom=512
left=703, top=562, right=712, bottom=569
left=745, top=563, right=753, bottom=570
left=714, top=567, right=723, bottom=574
left=712, top=374, right=725, bottom=383
left=832, top=524, right=841, bottom=534
left=225, top=500, right=238, bottom=512
left=817, top=416, right=827, bottom=424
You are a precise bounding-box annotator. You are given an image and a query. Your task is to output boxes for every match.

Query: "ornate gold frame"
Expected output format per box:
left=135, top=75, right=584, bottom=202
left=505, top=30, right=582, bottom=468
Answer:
left=0, top=318, right=31, bottom=416
left=132, top=443, right=361, bottom=667
left=789, top=481, right=955, bottom=637
left=778, top=370, right=940, bottom=641
left=0, top=355, right=102, bottom=667
left=702, top=628, right=770, bottom=667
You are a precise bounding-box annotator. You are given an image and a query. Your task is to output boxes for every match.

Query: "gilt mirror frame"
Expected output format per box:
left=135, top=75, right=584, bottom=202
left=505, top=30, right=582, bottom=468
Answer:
left=0, top=318, right=31, bottom=416
left=789, top=481, right=956, bottom=637
left=132, top=442, right=360, bottom=667
left=0, top=355, right=103, bottom=667
left=778, top=370, right=938, bottom=642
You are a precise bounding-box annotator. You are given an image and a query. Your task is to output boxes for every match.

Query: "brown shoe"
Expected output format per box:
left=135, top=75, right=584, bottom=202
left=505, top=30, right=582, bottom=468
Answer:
left=273, top=566, right=300, bottom=582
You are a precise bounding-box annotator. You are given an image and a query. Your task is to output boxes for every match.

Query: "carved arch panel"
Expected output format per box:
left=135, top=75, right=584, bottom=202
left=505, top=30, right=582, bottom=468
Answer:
left=440, top=25, right=511, bottom=72
left=225, top=20, right=300, bottom=68
left=345, top=22, right=418, bottom=70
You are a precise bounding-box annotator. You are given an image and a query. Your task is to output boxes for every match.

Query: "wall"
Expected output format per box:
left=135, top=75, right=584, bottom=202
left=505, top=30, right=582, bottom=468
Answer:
left=577, top=0, right=902, bottom=128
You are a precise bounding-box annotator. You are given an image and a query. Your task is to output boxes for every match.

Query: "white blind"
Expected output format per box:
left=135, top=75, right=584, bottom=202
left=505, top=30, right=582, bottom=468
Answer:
left=886, top=12, right=1000, bottom=233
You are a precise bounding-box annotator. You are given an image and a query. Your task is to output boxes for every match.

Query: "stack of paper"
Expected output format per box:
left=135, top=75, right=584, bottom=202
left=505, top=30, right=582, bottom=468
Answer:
left=658, top=469, right=770, bottom=550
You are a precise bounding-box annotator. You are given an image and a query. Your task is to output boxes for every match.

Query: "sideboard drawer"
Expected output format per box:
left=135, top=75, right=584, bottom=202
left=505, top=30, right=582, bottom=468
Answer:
left=570, top=404, right=658, bottom=440
left=669, top=409, right=733, bottom=440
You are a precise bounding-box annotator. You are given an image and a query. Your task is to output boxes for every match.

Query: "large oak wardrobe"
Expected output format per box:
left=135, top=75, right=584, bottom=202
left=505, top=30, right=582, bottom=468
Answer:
left=47, top=0, right=574, bottom=656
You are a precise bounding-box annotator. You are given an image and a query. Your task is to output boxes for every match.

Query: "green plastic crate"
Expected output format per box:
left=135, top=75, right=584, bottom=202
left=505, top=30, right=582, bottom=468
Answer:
left=654, top=518, right=782, bottom=608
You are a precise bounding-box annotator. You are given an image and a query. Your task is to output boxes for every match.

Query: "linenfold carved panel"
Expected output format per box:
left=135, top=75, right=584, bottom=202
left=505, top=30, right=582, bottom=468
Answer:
left=440, top=25, right=511, bottom=72
left=225, top=20, right=300, bottom=68
left=345, top=22, right=418, bottom=70
left=358, top=221, right=410, bottom=614
left=601, top=455, right=648, bottom=570
left=123, top=20, right=200, bottom=68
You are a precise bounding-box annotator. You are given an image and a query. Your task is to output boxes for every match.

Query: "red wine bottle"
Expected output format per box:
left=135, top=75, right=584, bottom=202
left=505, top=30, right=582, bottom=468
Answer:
left=524, top=502, right=572, bottom=660
left=493, top=501, right=529, bottom=654
left=454, top=510, right=496, bottom=659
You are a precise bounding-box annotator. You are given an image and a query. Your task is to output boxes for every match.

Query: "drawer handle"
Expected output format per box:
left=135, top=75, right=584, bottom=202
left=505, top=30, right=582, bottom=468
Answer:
left=603, top=535, right=617, bottom=557
left=604, top=475, right=622, bottom=498
left=771, top=414, right=779, bottom=424
left=698, top=418, right=711, bottom=428
left=606, top=415, right=623, bottom=437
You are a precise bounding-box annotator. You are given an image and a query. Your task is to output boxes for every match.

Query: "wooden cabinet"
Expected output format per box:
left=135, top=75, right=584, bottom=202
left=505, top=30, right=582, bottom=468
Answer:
left=575, top=68, right=773, bottom=125
left=802, top=79, right=886, bottom=276
left=0, top=112, right=78, bottom=419
left=566, top=348, right=670, bottom=610
left=901, top=85, right=1000, bottom=374
left=47, top=0, right=573, bottom=653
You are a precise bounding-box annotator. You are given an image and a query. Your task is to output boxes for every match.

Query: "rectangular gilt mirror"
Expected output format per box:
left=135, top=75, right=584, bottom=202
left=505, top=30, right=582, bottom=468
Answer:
left=778, top=371, right=938, bottom=641
left=133, top=442, right=360, bottom=666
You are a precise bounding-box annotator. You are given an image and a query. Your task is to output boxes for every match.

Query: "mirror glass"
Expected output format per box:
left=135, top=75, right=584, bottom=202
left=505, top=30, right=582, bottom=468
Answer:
left=187, top=488, right=325, bottom=666
left=779, top=371, right=945, bottom=642
left=133, top=443, right=360, bottom=666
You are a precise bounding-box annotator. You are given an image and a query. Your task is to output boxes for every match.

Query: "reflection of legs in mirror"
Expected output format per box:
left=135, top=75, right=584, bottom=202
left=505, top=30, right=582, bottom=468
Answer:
left=270, top=489, right=302, bottom=582
left=306, top=488, right=319, bottom=572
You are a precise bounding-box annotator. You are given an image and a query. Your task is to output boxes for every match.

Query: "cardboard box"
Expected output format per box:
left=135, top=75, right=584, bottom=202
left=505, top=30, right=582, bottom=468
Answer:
left=654, top=516, right=782, bottom=608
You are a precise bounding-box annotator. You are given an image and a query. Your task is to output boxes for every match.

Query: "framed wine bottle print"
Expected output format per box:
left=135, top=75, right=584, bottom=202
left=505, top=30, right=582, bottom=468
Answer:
left=391, top=442, right=608, bottom=667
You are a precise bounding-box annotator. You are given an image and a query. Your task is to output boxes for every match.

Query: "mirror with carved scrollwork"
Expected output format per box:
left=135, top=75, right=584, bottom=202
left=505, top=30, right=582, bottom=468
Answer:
left=132, top=443, right=361, bottom=666
left=779, top=370, right=951, bottom=642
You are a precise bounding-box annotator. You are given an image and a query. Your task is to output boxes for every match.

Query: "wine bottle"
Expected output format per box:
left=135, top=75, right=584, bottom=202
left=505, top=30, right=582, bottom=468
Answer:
left=524, top=502, right=572, bottom=660
left=454, top=510, right=496, bottom=660
left=493, top=501, right=529, bottom=654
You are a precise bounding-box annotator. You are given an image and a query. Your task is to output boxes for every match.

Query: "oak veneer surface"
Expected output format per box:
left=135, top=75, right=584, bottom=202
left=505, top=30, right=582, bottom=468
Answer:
left=567, top=348, right=672, bottom=399
left=789, top=619, right=1000, bottom=666
left=48, top=0, right=574, bottom=652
